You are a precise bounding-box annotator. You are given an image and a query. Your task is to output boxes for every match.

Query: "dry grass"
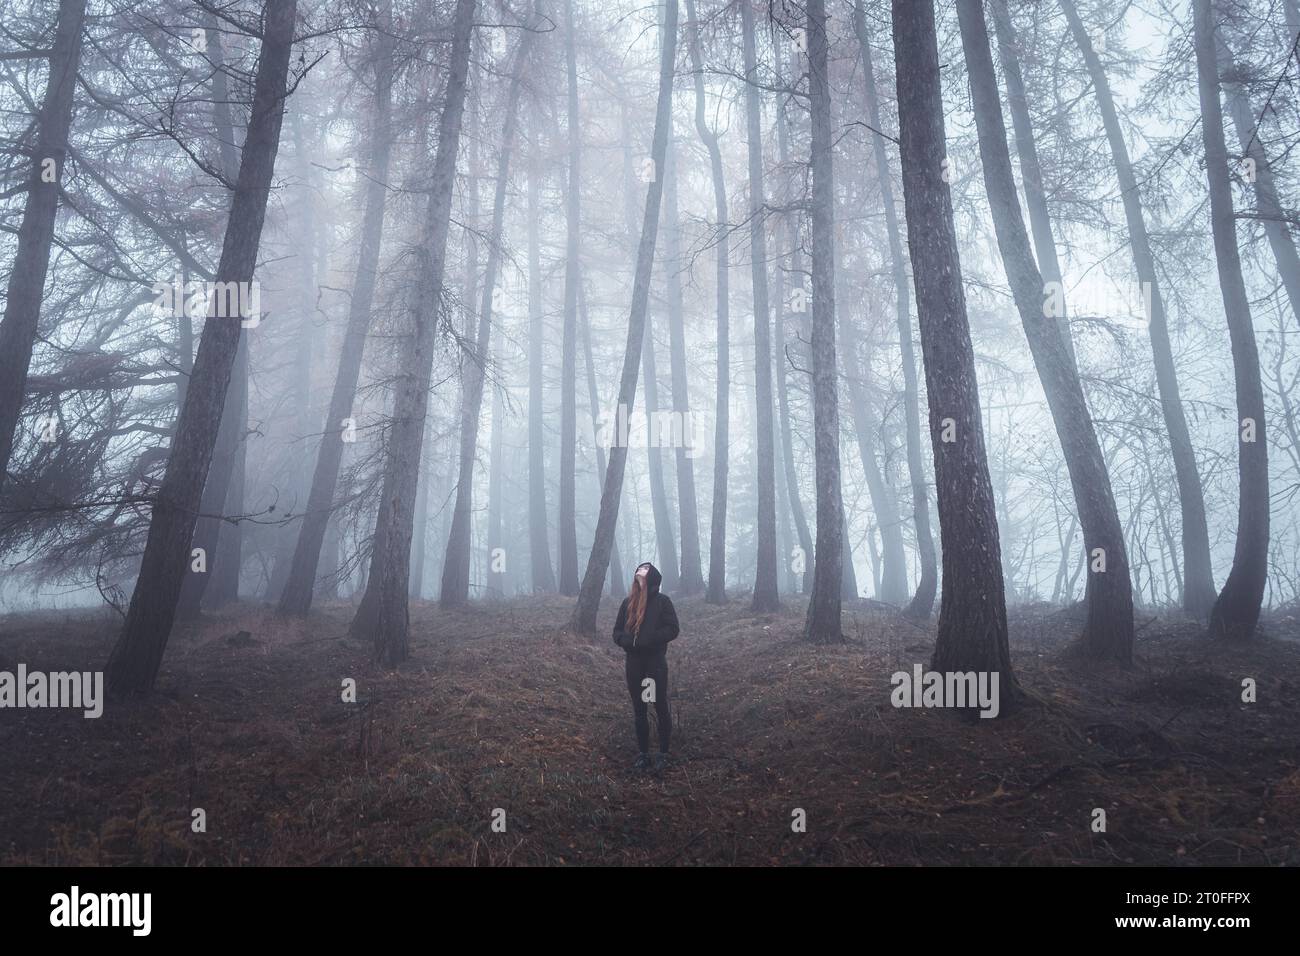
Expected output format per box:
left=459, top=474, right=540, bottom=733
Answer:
left=0, top=595, right=1297, bottom=865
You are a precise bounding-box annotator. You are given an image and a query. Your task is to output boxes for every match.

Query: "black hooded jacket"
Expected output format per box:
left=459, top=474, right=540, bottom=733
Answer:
left=612, top=563, right=680, bottom=655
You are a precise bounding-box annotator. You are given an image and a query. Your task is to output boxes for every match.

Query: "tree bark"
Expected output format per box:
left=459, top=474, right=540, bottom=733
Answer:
left=526, top=122, right=557, bottom=592
left=1193, top=0, right=1269, bottom=641
left=803, top=0, right=844, bottom=642
left=737, top=0, right=780, bottom=611
left=893, top=0, right=1019, bottom=702
left=557, top=0, right=582, bottom=595
left=106, top=0, right=298, bottom=694
left=957, top=0, right=1134, bottom=663
left=570, top=0, right=678, bottom=634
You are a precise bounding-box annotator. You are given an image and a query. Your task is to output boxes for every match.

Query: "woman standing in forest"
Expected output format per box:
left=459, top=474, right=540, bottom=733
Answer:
left=612, top=562, right=680, bottom=771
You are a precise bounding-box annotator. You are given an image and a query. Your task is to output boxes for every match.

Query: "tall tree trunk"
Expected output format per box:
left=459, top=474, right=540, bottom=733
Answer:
left=0, top=0, right=86, bottom=488
left=106, top=0, right=298, bottom=694
left=179, top=15, right=249, bottom=616
left=570, top=0, right=678, bottom=634
left=487, top=384, right=506, bottom=597
left=1059, top=0, right=1217, bottom=619
left=892, top=0, right=1019, bottom=702
left=557, top=0, right=582, bottom=595
left=441, top=19, right=535, bottom=606
left=851, top=0, right=936, bottom=618
left=526, top=122, right=558, bottom=592
left=641, top=310, right=680, bottom=586
left=578, top=277, right=626, bottom=597
left=737, top=0, right=780, bottom=611
left=773, top=35, right=814, bottom=595
left=957, top=0, right=1134, bottom=663
left=1193, top=0, right=1269, bottom=641
left=352, top=0, right=476, bottom=663
left=278, top=11, right=395, bottom=615
left=803, top=0, right=844, bottom=642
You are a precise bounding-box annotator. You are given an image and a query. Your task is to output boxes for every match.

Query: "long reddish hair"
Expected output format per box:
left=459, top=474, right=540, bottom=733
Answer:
left=626, top=574, right=648, bottom=635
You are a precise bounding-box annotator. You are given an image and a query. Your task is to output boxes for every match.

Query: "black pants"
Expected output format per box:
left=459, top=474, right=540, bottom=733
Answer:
left=624, top=651, right=671, bottom=753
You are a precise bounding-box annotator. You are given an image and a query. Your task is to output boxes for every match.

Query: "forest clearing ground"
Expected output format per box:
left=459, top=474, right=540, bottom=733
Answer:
left=1, top=595, right=1297, bottom=865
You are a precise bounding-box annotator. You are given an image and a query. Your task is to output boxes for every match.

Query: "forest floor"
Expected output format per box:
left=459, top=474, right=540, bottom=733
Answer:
left=1, top=594, right=1297, bottom=866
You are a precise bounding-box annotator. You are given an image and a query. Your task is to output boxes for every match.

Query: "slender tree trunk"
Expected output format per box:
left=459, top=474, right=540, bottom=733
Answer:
left=892, top=0, right=1019, bottom=703
left=487, top=384, right=505, bottom=597
left=557, top=0, right=582, bottom=595
left=106, top=0, right=298, bottom=694
left=736, top=0, right=780, bottom=611
left=1059, top=0, right=1217, bottom=619
left=441, top=19, right=535, bottom=606
left=570, top=0, right=678, bottom=634
left=278, top=13, right=395, bottom=614
left=526, top=122, right=557, bottom=592
left=774, top=36, right=814, bottom=595
left=803, top=0, right=844, bottom=642
left=179, top=16, right=248, bottom=615
left=352, top=0, right=476, bottom=663
left=0, top=0, right=86, bottom=488
left=578, top=278, right=626, bottom=597
left=641, top=310, right=680, bottom=586
left=851, top=0, right=936, bottom=619
left=957, top=0, right=1134, bottom=663
left=1194, top=0, right=1269, bottom=641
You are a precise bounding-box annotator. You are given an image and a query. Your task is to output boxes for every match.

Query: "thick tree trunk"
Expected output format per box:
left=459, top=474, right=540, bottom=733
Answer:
left=106, top=0, right=298, bottom=694
left=0, top=0, right=86, bottom=488
left=570, top=0, right=678, bottom=634
left=851, top=0, right=936, bottom=619
left=737, top=0, right=780, bottom=611
left=557, top=0, right=582, bottom=595
left=1193, top=0, right=1269, bottom=641
left=803, top=0, right=844, bottom=642
left=892, top=0, right=1019, bottom=703
left=441, top=20, right=535, bottom=606
left=957, top=0, right=1134, bottom=663
left=526, top=124, right=558, bottom=592
left=351, top=0, right=476, bottom=663
left=278, top=13, right=395, bottom=615
left=1060, top=0, right=1217, bottom=619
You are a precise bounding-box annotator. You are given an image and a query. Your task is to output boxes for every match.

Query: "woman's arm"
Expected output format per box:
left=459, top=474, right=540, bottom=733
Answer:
left=612, top=598, right=632, bottom=648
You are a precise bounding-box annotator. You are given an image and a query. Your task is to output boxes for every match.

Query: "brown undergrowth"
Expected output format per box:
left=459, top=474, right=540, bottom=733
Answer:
left=0, top=596, right=1296, bottom=865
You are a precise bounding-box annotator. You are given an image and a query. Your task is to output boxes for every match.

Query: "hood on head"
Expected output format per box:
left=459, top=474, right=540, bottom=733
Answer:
left=637, top=562, right=662, bottom=596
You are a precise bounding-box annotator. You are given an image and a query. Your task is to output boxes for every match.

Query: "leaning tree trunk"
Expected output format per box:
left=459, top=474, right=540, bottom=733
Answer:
left=578, top=278, right=626, bottom=596
left=737, top=0, right=780, bottom=611
left=441, top=18, right=535, bottom=606
left=525, top=122, right=557, bottom=592
left=1193, top=0, right=1269, bottom=642
left=570, top=0, right=678, bottom=634
left=803, top=0, right=844, bottom=643
left=557, top=0, right=582, bottom=595
left=106, top=0, right=298, bottom=694
left=0, top=0, right=86, bottom=488
left=179, top=15, right=250, bottom=617
left=893, top=0, right=1019, bottom=703
left=851, top=0, right=936, bottom=619
left=278, top=12, right=395, bottom=615
left=1059, top=0, right=1217, bottom=619
left=957, top=0, right=1134, bottom=664
left=353, top=0, right=476, bottom=664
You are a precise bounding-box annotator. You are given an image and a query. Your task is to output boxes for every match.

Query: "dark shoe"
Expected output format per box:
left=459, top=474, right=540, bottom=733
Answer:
left=632, top=753, right=652, bottom=772
left=652, top=752, right=669, bottom=773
